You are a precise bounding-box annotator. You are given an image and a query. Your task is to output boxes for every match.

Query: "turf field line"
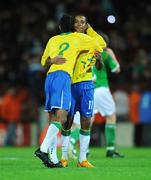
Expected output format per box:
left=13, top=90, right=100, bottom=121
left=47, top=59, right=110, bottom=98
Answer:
left=0, top=157, right=18, bottom=160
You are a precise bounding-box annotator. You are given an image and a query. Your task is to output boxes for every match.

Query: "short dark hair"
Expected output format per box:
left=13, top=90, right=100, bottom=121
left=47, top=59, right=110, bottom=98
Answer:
left=59, top=14, right=74, bottom=33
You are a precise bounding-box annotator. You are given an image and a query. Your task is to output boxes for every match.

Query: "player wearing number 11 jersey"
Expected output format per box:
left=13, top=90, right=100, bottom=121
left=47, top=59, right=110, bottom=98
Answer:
left=60, top=15, right=106, bottom=168
left=34, top=14, right=103, bottom=168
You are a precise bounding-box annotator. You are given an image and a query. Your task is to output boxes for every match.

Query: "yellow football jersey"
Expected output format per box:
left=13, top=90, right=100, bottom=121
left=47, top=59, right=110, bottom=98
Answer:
left=72, top=27, right=106, bottom=84
left=41, top=32, right=103, bottom=77
left=72, top=52, right=93, bottom=83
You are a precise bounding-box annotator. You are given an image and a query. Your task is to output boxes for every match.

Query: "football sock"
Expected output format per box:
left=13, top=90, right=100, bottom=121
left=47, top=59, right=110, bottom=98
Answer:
left=79, top=129, right=90, bottom=162
left=105, top=123, right=116, bottom=151
left=49, top=136, right=59, bottom=164
left=61, top=129, right=71, bottom=160
left=40, top=121, right=61, bottom=153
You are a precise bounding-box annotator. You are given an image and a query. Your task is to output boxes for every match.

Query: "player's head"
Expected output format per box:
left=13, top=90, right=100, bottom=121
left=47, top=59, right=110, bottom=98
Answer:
left=99, top=33, right=109, bottom=46
left=73, top=14, right=88, bottom=33
left=59, top=14, right=74, bottom=33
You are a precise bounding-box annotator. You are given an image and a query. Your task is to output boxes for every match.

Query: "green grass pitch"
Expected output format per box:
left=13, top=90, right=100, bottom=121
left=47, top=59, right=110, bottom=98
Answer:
left=0, top=147, right=151, bottom=180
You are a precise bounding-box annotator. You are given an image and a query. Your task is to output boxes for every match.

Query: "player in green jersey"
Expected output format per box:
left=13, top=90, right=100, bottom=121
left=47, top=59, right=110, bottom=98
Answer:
left=92, top=33, right=124, bottom=158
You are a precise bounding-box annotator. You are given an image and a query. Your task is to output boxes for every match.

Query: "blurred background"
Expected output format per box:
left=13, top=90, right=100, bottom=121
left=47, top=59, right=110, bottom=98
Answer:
left=0, top=0, right=151, bottom=147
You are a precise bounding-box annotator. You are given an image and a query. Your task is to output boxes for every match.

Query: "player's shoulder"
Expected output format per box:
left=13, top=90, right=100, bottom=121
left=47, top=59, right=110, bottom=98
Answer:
left=103, top=49, right=111, bottom=56
left=106, top=47, right=114, bottom=54
left=48, top=34, right=61, bottom=41
left=51, top=33, right=77, bottom=40
left=102, top=49, right=109, bottom=61
left=45, top=35, right=57, bottom=44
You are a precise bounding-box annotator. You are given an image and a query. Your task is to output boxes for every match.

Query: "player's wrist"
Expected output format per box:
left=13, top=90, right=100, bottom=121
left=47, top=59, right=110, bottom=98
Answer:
left=46, top=58, right=52, bottom=65
left=85, top=24, right=92, bottom=33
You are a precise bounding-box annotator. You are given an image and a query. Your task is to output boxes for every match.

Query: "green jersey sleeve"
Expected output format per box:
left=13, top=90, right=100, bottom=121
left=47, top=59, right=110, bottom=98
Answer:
left=102, top=51, right=119, bottom=72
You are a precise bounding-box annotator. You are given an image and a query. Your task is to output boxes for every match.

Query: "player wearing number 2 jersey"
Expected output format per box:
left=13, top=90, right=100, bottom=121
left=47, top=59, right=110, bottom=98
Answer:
left=34, top=14, right=103, bottom=168
left=41, top=24, right=102, bottom=78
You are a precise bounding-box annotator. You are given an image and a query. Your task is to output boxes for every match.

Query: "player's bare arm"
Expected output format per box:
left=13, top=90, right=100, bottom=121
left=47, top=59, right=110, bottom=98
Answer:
left=106, top=47, right=120, bottom=73
left=45, top=56, right=67, bottom=66
left=94, top=50, right=103, bottom=70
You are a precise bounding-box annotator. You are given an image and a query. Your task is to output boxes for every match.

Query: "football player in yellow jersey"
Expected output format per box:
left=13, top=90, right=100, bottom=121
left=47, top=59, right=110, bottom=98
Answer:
left=59, top=15, right=106, bottom=168
left=34, top=14, right=103, bottom=168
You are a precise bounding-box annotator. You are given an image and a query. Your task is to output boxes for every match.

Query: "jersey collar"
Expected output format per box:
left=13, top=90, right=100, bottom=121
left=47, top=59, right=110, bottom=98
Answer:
left=60, top=32, right=72, bottom=35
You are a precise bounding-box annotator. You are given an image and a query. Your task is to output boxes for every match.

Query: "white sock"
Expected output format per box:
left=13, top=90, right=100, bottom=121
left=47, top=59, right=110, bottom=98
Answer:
left=40, top=124, right=60, bottom=153
left=61, top=135, right=70, bottom=160
left=49, top=136, right=59, bottom=164
left=79, top=134, right=90, bottom=162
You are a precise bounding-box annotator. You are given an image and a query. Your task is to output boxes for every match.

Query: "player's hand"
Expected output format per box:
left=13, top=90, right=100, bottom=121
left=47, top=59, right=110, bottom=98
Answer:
left=85, top=23, right=91, bottom=33
left=87, top=23, right=91, bottom=28
left=115, top=67, right=120, bottom=73
left=51, top=56, right=67, bottom=64
left=85, top=23, right=91, bottom=32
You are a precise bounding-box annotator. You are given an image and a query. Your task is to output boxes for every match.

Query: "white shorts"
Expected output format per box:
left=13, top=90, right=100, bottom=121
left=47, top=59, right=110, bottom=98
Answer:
left=73, top=111, right=80, bottom=125
left=93, top=87, right=116, bottom=116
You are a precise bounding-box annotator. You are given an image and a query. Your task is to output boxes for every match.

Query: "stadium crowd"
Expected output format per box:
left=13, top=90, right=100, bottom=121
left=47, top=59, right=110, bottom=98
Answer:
left=0, top=0, right=151, bottom=146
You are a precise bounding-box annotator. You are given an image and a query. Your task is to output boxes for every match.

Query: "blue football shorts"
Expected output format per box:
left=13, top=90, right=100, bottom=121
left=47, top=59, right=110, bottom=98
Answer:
left=44, top=70, right=71, bottom=112
left=69, top=81, right=94, bottom=118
